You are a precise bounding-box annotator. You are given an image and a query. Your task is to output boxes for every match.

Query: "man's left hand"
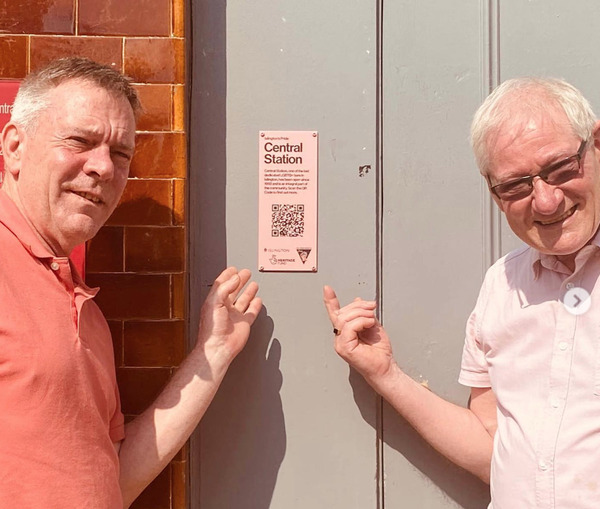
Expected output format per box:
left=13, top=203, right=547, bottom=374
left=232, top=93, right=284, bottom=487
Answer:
left=197, top=267, right=262, bottom=363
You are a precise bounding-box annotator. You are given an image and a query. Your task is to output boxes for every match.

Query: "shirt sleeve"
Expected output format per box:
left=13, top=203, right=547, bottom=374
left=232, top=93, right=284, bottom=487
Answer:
left=458, top=270, right=492, bottom=388
left=109, top=383, right=125, bottom=443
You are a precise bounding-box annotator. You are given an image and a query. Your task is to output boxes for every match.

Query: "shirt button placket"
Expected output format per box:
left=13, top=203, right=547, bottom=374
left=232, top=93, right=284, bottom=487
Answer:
left=536, top=299, right=575, bottom=509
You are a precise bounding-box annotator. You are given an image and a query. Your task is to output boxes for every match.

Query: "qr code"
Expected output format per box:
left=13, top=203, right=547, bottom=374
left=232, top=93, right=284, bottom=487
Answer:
left=271, top=204, right=304, bottom=237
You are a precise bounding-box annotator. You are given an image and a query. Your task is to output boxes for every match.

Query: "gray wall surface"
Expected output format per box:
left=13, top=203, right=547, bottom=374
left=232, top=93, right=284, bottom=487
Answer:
left=189, top=1, right=600, bottom=507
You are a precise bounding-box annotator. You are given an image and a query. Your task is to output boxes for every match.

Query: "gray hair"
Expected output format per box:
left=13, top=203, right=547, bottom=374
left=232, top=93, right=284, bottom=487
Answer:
left=11, top=57, right=141, bottom=131
left=470, top=77, right=597, bottom=175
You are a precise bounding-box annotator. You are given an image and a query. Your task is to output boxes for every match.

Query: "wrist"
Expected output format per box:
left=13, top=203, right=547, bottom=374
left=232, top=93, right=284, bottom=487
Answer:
left=364, top=360, right=404, bottom=395
left=192, top=336, right=236, bottom=374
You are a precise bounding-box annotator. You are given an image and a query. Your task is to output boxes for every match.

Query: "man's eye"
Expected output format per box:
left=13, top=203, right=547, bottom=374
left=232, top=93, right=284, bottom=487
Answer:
left=69, top=136, right=89, bottom=145
left=546, top=160, right=580, bottom=181
left=112, top=151, right=132, bottom=161
left=501, top=182, right=530, bottom=196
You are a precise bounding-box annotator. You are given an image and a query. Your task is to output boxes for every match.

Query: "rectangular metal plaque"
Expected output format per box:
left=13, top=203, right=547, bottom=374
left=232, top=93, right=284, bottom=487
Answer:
left=258, top=130, right=318, bottom=272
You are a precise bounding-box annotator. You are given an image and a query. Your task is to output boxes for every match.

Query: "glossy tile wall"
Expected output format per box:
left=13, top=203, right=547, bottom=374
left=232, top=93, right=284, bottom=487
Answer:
left=0, top=1, right=187, bottom=507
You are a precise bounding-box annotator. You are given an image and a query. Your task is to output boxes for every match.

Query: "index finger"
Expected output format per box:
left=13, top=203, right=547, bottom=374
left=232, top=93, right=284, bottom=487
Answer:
left=323, top=285, right=341, bottom=324
left=230, top=268, right=252, bottom=301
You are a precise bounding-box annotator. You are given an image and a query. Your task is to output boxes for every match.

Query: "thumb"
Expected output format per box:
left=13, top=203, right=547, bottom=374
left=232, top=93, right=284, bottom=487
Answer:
left=211, top=273, right=240, bottom=304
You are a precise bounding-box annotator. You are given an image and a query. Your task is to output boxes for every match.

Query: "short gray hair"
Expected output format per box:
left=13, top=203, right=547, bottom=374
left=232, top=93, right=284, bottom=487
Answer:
left=11, top=57, right=141, bottom=131
left=471, top=77, right=597, bottom=175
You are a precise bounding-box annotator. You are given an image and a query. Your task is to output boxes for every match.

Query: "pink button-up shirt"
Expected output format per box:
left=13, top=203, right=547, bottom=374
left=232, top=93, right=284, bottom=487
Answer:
left=460, top=233, right=600, bottom=509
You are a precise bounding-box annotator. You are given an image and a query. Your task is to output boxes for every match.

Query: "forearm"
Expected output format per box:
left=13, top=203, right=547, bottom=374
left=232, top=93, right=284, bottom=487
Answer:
left=118, top=345, right=233, bottom=507
left=367, top=364, right=493, bottom=483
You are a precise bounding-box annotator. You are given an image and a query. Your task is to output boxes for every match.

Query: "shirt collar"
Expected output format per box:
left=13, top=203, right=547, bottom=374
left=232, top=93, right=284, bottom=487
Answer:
left=0, top=189, right=55, bottom=259
left=0, top=190, right=97, bottom=296
left=530, top=228, right=600, bottom=279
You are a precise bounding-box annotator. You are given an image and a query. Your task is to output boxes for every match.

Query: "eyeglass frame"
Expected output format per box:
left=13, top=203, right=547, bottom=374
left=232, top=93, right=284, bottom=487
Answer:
left=487, top=138, right=589, bottom=202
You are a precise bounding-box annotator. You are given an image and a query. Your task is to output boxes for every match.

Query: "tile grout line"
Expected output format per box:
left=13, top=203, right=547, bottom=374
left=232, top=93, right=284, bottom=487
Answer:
left=74, top=0, right=79, bottom=36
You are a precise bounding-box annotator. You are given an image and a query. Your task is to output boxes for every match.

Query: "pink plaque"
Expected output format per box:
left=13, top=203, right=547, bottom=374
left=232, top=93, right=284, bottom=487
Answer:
left=258, top=131, right=318, bottom=272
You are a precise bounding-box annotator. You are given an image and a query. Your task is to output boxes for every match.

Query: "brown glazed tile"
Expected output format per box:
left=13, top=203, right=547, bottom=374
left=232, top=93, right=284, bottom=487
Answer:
left=79, top=0, right=170, bottom=37
left=130, top=133, right=186, bottom=178
left=171, top=461, right=187, bottom=509
left=172, top=85, right=185, bottom=131
left=86, top=273, right=171, bottom=320
left=134, top=84, right=171, bottom=131
left=124, top=320, right=185, bottom=367
left=172, top=0, right=185, bottom=37
left=0, top=36, right=27, bottom=78
left=0, top=0, right=75, bottom=34
left=86, top=226, right=124, bottom=273
left=173, top=179, right=185, bottom=225
left=108, top=179, right=173, bottom=226
left=30, top=36, right=122, bottom=72
left=173, top=441, right=188, bottom=462
left=116, top=367, right=171, bottom=415
left=125, top=226, right=185, bottom=272
left=107, top=320, right=123, bottom=367
left=172, top=273, right=185, bottom=319
left=125, top=38, right=185, bottom=84
left=130, top=466, right=171, bottom=509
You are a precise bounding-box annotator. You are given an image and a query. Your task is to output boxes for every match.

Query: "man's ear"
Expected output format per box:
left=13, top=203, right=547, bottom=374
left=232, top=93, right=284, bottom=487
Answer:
left=491, top=193, right=505, bottom=213
left=592, top=119, right=600, bottom=151
left=1, top=122, right=24, bottom=177
left=484, top=172, right=506, bottom=212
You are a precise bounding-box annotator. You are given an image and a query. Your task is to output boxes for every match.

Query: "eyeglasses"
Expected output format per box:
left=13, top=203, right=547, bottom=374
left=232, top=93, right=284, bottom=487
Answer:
left=489, top=139, right=588, bottom=201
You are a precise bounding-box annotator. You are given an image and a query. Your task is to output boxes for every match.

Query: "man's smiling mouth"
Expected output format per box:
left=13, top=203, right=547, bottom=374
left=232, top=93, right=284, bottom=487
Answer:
left=536, top=206, right=577, bottom=226
left=72, top=191, right=103, bottom=204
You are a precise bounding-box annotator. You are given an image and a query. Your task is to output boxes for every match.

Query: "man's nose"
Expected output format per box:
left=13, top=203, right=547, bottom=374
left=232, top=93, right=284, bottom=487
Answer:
left=83, top=146, right=115, bottom=180
left=531, top=177, right=564, bottom=215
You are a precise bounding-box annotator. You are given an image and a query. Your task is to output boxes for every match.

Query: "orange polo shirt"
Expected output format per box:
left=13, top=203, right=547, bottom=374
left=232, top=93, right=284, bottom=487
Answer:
left=0, top=191, right=124, bottom=508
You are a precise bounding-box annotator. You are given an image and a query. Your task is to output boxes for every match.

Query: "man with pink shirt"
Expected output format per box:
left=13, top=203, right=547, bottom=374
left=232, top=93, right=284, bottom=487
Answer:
left=325, top=78, right=600, bottom=508
left=0, top=57, right=262, bottom=508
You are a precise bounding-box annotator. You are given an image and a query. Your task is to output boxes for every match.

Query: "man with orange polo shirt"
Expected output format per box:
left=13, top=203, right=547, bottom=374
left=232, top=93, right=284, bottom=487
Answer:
left=0, top=57, right=262, bottom=508
left=325, top=78, right=600, bottom=508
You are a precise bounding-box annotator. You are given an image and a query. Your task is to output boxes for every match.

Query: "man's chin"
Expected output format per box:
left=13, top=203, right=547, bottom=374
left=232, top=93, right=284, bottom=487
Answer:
left=61, top=219, right=103, bottom=247
left=534, top=234, right=592, bottom=258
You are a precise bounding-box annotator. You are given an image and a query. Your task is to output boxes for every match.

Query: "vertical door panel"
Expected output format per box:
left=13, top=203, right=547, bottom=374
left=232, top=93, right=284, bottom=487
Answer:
left=190, top=1, right=379, bottom=507
left=382, top=1, right=491, bottom=507
left=381, top=1, right=600, bottom=507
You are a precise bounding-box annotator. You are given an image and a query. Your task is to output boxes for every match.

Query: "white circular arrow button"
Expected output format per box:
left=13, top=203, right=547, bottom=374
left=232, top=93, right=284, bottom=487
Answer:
left=563, top=287, right=591, bottom=316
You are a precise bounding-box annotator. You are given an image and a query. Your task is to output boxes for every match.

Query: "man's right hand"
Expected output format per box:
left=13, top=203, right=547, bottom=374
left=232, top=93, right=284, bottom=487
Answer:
left=323, top=285, right=495, bottom=483
left=323, top=285, right=397, bottom=384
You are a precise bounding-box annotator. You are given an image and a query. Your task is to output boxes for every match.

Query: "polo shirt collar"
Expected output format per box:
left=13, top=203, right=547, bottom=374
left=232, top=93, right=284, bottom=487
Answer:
left=0, top=190, right=97, bottom=296
left=0, top=190, right=56, bottom=259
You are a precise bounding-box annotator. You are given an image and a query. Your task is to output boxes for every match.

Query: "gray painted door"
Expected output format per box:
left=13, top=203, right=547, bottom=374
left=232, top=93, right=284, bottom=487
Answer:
left=190, top=1, right=600, bottom=507
left=381, top=2, right=493, bottom=507
left=380, top=1, right=600, bottom=507
left=190, top=1, right=379, bottom=507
